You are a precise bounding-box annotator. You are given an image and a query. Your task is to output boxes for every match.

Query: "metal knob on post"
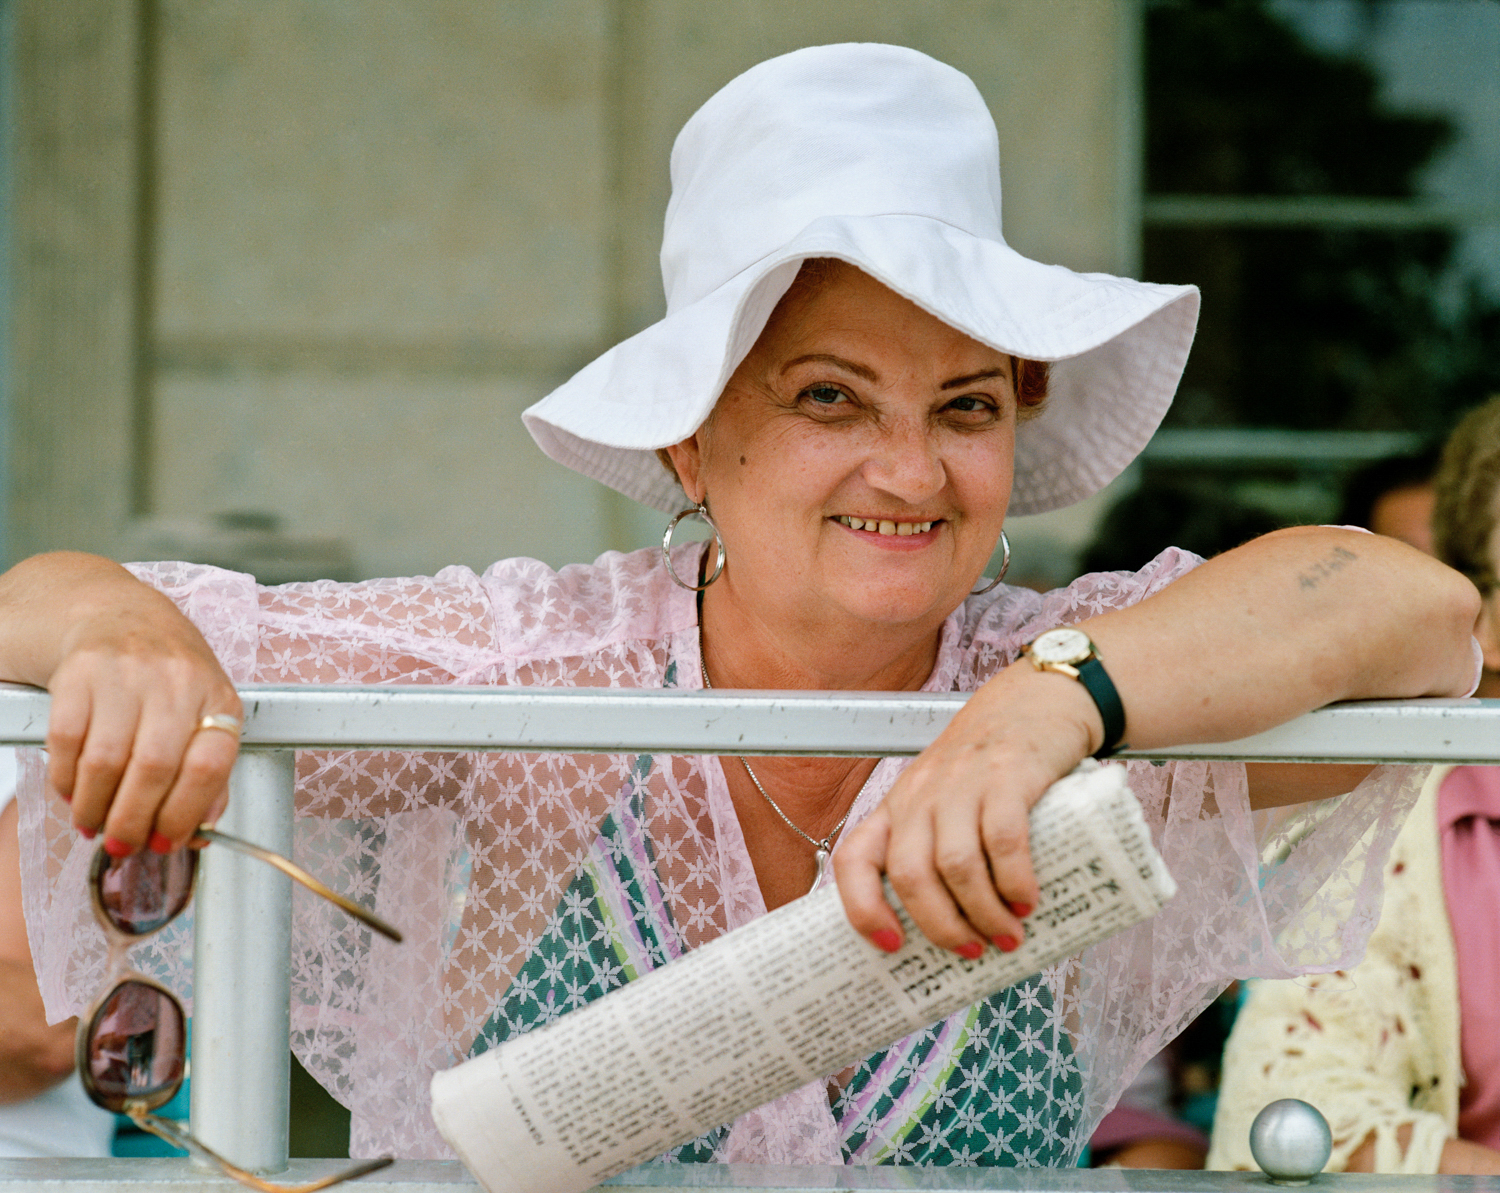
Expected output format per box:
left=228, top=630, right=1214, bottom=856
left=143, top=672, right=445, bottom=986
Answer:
left=1250, top=1098, right=1333, bottom=1185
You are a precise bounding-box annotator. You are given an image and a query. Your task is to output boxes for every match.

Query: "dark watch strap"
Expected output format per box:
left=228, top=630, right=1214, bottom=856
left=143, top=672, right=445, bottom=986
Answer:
left=1075, top=656, right=1127, bottom=758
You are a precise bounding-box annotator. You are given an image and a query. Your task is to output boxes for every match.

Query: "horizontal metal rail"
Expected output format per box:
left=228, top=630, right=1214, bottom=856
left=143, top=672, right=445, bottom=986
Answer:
left=12, top=683, right=1500, bottom=1183
left=1142, top=193, right=1500, bottom=228
left=2, top=684, right=1500, bottom=762
left=0, top=1155, right=1476, bottom=1191
left=1141, top=428, right=1424, bottom=469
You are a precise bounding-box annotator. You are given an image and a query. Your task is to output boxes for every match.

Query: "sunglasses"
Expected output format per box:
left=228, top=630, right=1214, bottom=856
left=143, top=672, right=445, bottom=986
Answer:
left=78, top=827, right=403, bottom=1192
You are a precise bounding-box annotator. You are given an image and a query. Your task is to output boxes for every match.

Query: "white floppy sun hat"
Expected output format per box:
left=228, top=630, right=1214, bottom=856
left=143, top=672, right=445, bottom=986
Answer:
left=524, top=42, right=1200, bottom=518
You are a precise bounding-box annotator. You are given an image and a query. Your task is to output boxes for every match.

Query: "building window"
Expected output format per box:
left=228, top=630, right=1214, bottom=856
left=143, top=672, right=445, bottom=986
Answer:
left=1140, top=0, right=1500, bottom=519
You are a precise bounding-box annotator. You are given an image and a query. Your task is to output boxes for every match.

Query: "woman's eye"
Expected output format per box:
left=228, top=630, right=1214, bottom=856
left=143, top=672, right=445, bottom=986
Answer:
left=802, top=384, right=849, bottom=406
left=947, top=395, right=995, bottom=415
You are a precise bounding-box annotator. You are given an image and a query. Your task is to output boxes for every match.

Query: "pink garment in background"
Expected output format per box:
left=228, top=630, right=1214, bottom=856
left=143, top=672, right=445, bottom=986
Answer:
left=1090, top=1105, right=1209, bottom=1158
left=14, top=545, right=1428, bottom=1162
left=1439, top=766, right=1500, bottom=1150
left=1088, top=1047, right=1208, bottom=1159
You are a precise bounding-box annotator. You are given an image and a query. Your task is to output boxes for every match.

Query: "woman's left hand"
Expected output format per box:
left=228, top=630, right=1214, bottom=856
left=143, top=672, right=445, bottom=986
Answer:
left=834, top=662, right=1102, bottom=955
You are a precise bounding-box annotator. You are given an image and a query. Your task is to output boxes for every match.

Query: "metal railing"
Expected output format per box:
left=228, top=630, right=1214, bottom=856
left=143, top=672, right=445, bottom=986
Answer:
left=2, top=684, right=1499, bottom=1186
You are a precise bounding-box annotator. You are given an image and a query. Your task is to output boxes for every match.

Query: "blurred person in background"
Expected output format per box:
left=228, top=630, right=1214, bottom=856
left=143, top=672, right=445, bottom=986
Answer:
left=1088, top=986, right=1240, bottom=1169
left=1077, top=480, right=1282, bottom=578
left=1337, top=447, right=1443, bottom=556
left=0, top=749, right=115, bottom=1157
left=1209, top=396, right=1500, bottom=1174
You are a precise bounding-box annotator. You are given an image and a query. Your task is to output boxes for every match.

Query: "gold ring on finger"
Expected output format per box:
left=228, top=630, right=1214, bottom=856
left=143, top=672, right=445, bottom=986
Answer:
left=197, top=713, right=243, bottom=737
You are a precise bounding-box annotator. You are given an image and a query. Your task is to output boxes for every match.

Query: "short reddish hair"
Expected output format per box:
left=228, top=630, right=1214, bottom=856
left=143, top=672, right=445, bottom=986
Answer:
left=1013, top=356, right=1049, bottom=417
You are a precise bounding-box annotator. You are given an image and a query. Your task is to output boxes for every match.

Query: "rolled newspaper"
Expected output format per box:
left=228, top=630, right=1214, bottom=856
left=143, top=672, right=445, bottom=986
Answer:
left=431, top=760, right=1175, bottom=1193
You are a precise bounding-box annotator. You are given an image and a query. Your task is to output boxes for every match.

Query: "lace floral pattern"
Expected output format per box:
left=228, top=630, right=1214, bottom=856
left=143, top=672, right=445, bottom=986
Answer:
left=18, top=545, right=1424, bottom=1162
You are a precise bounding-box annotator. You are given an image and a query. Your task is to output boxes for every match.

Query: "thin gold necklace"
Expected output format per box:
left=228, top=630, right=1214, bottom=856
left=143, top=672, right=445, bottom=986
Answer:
left=699, top=639, right=864, bottom=893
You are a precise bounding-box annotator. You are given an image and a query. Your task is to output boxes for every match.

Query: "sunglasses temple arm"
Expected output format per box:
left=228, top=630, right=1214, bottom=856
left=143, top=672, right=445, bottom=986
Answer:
left=132, top=1112, right=393, bottom=1193
left=194, top=827, right=403, bottom=944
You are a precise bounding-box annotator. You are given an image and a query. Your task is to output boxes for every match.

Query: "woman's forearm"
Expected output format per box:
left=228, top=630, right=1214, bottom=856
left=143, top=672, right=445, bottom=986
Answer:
left=0, top=799, right=76, bottom=1101
left=0, top=551, right=171, bottom=687
left=0, top=961, right=76, bottom=1101
left=1344, top=1126, right=1500, bottom=1175
left=1438, top=1139, right=1500, bottom=1175
left=1083, top=526, right=1480, bottom=751
left=0, top=551, right=242, bottom=852
left=837, top=526, right=1479, bottom=953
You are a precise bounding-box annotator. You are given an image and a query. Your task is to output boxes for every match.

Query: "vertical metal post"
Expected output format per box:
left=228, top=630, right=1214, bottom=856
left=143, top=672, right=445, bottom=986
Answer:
left=191, top=748, right=295, bottom=1174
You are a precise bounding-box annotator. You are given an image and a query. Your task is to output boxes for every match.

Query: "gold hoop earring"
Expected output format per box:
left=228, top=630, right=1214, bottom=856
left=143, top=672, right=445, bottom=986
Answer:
left=662, top=502, right=727, bottom=591
left=971, top=529, right=1011, bottom=596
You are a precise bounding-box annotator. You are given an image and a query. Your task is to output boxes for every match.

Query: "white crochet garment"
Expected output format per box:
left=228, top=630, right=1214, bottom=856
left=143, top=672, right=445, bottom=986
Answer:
left=19, top=545, right=1423, bottom=1163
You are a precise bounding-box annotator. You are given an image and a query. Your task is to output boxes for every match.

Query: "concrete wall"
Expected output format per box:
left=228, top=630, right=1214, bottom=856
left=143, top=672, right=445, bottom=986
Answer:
left=8, top=0, right=143, bottom=562
left=8, top=0, right=1143, bottom=580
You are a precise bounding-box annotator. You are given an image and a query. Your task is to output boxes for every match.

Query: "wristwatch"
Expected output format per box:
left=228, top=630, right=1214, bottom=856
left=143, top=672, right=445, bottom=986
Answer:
left=1022, top=627, right=1127, bottom=758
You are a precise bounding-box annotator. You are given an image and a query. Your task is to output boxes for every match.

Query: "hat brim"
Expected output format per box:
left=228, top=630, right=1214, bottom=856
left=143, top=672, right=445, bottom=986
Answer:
left=524, top=214, right=1198, bottom=517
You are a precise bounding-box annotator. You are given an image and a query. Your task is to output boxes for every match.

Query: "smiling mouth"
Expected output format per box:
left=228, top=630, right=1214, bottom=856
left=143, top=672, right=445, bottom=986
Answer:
left=834, top=515, right=938, bottom=537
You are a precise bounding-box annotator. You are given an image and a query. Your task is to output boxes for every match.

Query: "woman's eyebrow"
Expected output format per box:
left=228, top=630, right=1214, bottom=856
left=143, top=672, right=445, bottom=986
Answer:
left=781, top=353, right=878, bottom=382
left=940, top=368, right=1008, bottom=391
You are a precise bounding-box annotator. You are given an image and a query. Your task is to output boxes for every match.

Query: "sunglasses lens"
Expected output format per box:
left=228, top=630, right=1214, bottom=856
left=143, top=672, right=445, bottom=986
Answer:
left=84, top=980, right=186, bottom=1111
left=95, top=849, right=196, bottom=936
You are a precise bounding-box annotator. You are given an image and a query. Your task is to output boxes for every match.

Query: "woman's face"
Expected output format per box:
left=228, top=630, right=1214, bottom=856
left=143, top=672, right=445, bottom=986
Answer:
left=666, top=261, right=1016, bottom=633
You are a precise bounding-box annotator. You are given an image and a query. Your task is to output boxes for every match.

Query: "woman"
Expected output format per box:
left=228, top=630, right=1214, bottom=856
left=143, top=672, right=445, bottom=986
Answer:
left=4, top=44, right=1480, bottom=1165
left=1209, top=396, right=1500, bottom=1176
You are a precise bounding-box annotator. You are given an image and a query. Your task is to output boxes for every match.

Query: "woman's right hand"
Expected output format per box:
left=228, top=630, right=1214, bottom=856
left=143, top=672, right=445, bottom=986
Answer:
left=834, top=660, right=1098, bottom=955
left=0, top=552, right=241, bottom=854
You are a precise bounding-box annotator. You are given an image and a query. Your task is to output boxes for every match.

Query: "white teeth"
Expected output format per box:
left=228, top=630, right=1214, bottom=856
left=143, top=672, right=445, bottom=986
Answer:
left=897, top=523, right=914, bottom=535
left=878, top=520, right=896, bottom=535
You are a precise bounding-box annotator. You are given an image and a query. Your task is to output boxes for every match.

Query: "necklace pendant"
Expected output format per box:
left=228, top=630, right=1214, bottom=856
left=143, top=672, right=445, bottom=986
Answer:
left=811, top=846, right=830, bottom=893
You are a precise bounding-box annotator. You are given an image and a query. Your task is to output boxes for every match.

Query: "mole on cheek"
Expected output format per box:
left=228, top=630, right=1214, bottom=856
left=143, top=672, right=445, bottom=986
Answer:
left=740, top=456, right=747, bottom=466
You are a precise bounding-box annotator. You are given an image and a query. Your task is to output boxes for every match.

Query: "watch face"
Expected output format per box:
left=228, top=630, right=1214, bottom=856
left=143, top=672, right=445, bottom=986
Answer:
left=1030, top=627, right=1092, bottom=665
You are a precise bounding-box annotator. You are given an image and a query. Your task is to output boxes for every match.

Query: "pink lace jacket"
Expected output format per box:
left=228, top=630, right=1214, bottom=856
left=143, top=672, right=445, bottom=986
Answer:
left=19, top=545, right=1423, bottom=1163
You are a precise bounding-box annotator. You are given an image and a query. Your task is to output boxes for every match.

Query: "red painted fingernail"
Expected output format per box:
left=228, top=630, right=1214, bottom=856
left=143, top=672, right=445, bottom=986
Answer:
left=148, top=831, right=174, bottom=854
left=870, top=929, right=902, bottom=953
left=1010, top=902, right=1034, bottom=918
left=76, top=824, right=96, bottom=840
left=993, top=934, right=1020, bottom=952
left=956, top=941, right=984, bottom=960
left=103, top=837, right=133, bottom=859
